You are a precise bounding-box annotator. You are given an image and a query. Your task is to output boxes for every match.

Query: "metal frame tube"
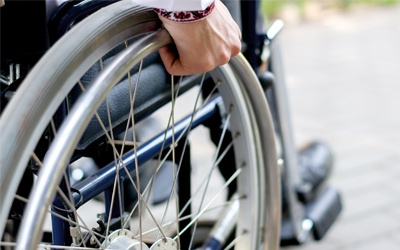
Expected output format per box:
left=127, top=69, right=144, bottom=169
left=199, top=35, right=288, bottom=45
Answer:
left=70, top=97, right=219, bottom=206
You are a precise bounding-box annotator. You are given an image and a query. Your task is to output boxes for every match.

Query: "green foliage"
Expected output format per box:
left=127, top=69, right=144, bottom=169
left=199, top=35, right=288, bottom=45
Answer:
left=261, top=0, right=286, bottom=19
left=261, top=0, right=400, bottom=20
left=261, top=0, right=309, bottom=17
left=349, top=0, right=399, bottom=5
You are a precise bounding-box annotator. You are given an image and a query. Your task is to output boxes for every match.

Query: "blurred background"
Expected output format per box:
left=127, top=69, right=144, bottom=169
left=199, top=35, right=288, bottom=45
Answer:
left=263, top=0, right=400, bottom=249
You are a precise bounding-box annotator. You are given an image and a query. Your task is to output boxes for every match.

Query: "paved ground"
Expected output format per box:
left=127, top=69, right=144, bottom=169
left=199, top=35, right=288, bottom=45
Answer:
left=279, top=4, right=400, bottom=250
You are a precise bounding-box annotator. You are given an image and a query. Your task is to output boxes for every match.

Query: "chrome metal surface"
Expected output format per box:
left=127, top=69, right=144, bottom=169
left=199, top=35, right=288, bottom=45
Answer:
left=16, top=64, right=20, bottom=80
left=297, top=219, right=314, bottom=243
left=0, top=74, right=7, bottom=85
left=11, top=55, right=278, bottom=250
left=229, top=54, right=281, bottom=250
left=209, top=194, right=240, bottom=244
left=14, top=29, right=172, bottom=250
left=69, top=226, right=80, bottom=245
left=9, top=63, right=14, bottom=83
left=14, top=55, right=276, bottom=250
left=211, top=62, right=262, bottom=250
left=4, top=91, right=15, bottom=101
left=270, top=37, right=305, bottom=241
left=149, top=238, right=178, bottom=250
left=0, top=2, right=160, bottom=238
left=261, top=40, right=271, bottom=64
left=105, top=229, right=148, bottom=250
left=267, top=20, right=284, bottom=41
left=0, top=2, right=280, bottom=249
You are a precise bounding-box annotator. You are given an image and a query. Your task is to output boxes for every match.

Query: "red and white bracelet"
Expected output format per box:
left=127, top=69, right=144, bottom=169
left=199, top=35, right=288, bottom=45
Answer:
left=153, top=1, right=215, bottom=23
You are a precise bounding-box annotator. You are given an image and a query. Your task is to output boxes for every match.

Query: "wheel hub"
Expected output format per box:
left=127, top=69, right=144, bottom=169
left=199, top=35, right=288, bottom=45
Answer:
left=149, top=237, right=178, bottom=250
left=104, top=229, right=148, bottom=250
left=103, top=229, right=178, bottom=250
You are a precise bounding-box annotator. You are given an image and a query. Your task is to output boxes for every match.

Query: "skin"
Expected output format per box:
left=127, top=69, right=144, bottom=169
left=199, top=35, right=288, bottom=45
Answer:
left=158, top=0, right=242, bottom=76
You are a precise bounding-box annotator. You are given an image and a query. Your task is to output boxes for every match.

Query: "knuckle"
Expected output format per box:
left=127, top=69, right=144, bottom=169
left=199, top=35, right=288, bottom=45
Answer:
left=218, top=50, right=230, bottom=65
left=232, top=42, right=241, bottom=57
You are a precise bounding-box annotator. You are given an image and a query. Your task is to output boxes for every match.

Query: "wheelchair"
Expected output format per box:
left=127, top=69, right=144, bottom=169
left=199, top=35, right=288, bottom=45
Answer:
left=0, top=0, right=341, bottom=249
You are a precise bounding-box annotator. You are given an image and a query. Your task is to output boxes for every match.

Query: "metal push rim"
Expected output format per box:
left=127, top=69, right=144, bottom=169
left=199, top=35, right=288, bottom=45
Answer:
left=0, top=1, right=280, bottom=249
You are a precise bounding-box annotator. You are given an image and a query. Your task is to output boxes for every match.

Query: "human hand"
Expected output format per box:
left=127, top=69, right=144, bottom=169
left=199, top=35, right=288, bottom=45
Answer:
left=158, top=0, right=241, bottom=76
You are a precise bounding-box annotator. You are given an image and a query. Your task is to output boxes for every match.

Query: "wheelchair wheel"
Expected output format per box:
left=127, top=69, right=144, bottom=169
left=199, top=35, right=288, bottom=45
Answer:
left=0, top=1, right=280, bottom=249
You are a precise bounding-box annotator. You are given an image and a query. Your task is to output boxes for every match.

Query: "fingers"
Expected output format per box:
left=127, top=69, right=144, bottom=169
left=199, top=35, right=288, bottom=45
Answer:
left=159, top=42, right=240, bottom=76
left=157, top=0, right=243, bottom=76
left=159, top=43, right=217, bottom=75
left=159, top=45, right=188, bottom=76
left=158, top=45, right=176, bottom=71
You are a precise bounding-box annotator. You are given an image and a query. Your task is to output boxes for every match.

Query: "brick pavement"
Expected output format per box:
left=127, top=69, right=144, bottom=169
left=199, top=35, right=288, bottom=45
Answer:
left=279, top=4, right=400, bottom=250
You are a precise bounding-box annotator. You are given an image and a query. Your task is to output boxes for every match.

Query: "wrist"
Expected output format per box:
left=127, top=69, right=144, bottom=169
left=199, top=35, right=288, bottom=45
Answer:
left=153, top=1, right=215, bottom=23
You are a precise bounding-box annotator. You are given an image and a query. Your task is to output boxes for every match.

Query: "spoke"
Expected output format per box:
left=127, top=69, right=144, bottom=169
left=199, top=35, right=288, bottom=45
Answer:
left=99, top=55, right=125, bottom=236
left=173, top=167, right=243, bottom=240
left=90, top=113, right=168, bottom=240
left=90, top=109, right=164, bottom=234
left=178, top=137, right=236, bottom=218
left=161, top=78, right=221, bottom=187
left=125, top=76, right=182, bottom=231
left=62, top=172, right=87, bottom=248
left=78, top=75, right=221, bottom=241
left=122, top=76, right=220, bottom=239
left=56, top=187, right=105, bottom=249
left=113, top=136, right=236, bottom=239
left=16, top=190, right=101, bottom=247
left=33, top=124, right=89, bottom=247
left=173, top=78, right=220, bottom=146
left=188, top=112, right=232, bottom=249
left=32, top=152, right=43, bottom=166
left=128, top=60, right=145, bottom=247
left=156, top=73, right=207, bottom=240
left=109, top=59, right=144, bottom=230
left=83, top=59, right=168, bottom=242
left=80, top=74, right=125, bottom=240
left=108, top=140, right=139, bottom=146
left=223, top=232, right=246, bottom=250
left=15, top=193, right=102, bottom=240
left=51, top=116, right=87, bottom=247
left=78, top=76, right=167, bottom=238
left=105, top=94, right=124, bottom=230
left=119, top=161, right=169, bottom=240
left=49, top=118, right=86, bottom=245
left=50, top=119, right=57, bottom=136
left=170, top=75, right=181, bottom=248
left=122, top=147, right=174, bottom=230
left=65, top=96, right=70, bottom=114
left=178, top=197, right=242, bottom=222
left=118, top=40, right=138, bottom=159
left=136, top=196, right=243, bottom=239
left=0, top=242, right=101, bottom=250
left=144, top=75, right=182, bottom=214
left=77, top=80, right=85, bottom=92
left=48, top=210, right=106, bottom=239
left=14, top=194, right=28, bottom=203
left=104, top=171, right=122, bottom=239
